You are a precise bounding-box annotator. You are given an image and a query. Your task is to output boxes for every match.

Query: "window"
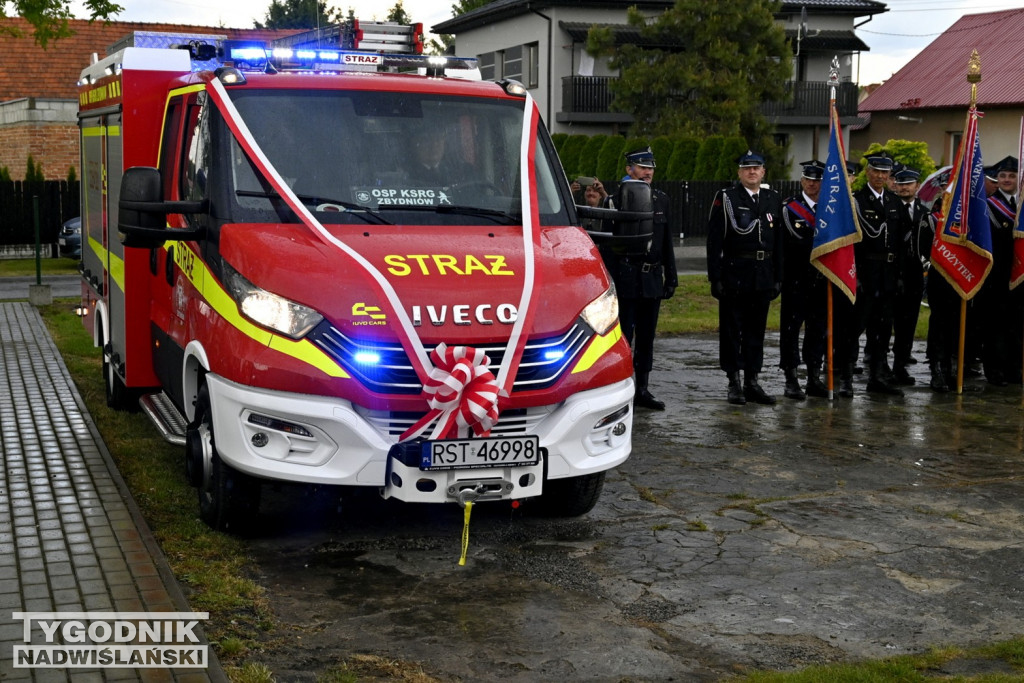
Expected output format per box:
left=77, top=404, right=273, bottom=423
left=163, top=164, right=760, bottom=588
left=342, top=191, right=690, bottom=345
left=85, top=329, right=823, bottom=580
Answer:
left=503, top=45, right=522, bottom=82
left=182, top=94, right=210, bottom=203
left=525, top=43, right=539, bottom=89
left=478, top=52, right=495, bottom=81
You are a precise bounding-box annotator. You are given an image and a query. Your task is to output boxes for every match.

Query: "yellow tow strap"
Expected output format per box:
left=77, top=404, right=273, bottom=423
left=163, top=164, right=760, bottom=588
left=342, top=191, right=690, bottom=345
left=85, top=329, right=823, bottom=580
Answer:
left=458, top=501, right=473, bottom=566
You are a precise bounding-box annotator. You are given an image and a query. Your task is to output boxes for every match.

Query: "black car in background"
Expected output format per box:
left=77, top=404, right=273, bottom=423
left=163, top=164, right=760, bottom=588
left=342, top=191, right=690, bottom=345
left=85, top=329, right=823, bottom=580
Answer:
left=58, top=216, right=81, bottom=258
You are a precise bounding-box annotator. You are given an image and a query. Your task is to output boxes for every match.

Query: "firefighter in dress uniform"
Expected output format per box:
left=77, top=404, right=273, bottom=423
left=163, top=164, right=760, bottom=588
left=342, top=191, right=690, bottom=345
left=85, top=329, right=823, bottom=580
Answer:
left=979, top=155, right=1022, bottom=385
left=707, top=150, right=784, bottom=405
left=845, top=154, right=907, bottom=397
left=600, top=147, right=678, bottom=410
left=779, top=160, right=828, bottom=399
left=890, top=167, right=934, bottom=385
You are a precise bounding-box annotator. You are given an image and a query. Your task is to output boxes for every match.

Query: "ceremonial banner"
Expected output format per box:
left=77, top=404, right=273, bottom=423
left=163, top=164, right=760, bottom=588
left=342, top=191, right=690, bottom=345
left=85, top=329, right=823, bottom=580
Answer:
left=811, top=103, right=861, bottom=302
left=932, top=104, right=992, bottom=299
left=1010, top=116, right=1024, bottom=289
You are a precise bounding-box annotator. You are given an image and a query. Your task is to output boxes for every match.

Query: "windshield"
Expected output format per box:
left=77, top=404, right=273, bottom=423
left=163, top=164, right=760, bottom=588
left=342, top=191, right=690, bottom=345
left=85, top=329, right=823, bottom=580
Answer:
left=225, top=88, right=570, bottom=226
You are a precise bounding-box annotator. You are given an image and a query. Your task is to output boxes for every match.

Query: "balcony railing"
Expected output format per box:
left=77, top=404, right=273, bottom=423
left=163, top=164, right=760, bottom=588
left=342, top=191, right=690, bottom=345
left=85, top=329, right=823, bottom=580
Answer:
left=560, top=77, right=860, bottom=120
left=761, top=80, right=860, bottom=119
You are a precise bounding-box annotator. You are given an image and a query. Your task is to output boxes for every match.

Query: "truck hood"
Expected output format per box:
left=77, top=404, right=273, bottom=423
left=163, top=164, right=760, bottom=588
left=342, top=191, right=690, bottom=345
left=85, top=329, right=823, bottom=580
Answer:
left=219, top=222, right=610, bottom=345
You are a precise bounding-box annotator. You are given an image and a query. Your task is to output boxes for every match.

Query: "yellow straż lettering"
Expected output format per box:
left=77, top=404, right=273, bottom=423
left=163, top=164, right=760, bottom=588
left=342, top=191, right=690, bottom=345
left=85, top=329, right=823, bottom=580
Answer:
left=432, top=254, right=464, bottom=276
left=486, top=255, right=514, bottom=275
left=384, top=255, right=410, bottom=276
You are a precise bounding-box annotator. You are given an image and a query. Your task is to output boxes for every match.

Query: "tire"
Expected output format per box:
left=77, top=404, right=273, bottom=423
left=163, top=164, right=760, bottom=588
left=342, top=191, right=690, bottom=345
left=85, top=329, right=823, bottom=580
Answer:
left=532, top=471, right=606, bottom=517
left=194, top=387, right=261, bottom=533
left=101, top=331, right=135, bottom=411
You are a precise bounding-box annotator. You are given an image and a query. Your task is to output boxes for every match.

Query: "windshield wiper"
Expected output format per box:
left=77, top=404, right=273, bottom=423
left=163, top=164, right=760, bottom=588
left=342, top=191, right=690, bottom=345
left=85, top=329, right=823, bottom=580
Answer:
left=376, top=204, right=520, bottom=224
left=235, top=189, right=392, bottom=225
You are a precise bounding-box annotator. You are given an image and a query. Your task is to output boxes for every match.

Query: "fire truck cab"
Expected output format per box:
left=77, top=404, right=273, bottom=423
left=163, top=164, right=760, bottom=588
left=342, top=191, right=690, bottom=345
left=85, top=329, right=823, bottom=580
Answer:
left=76, top=27, right=635, bottom=531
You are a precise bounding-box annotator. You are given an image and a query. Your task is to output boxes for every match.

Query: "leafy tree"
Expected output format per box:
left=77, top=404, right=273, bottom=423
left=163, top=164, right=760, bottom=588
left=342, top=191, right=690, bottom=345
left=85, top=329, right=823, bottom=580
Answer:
left=387, top=0, right=410, bottom=24
left=587, top=0, right=790, bottom=160
left=579, top=134, right=608, bottom=178
left=665, top=137, right=700, bottom=180
left=66, top=166, right=77, bottom=183
left=25, top=155, right=44, bottom=183
left=865, top=139, right=937, bottom=178
left=558, top=134, right=589, bottom=178
left=551, top=133, right=568, bottom=155
left=2, top=0, right=123, bottom=47
left=254, top=0, right=340, bottom=30
left=598, top=136, right=628, bottom=181
left=0, top=166, right=10, bottom=182
left=716, top=137, right=752, bottom=181
left=650, top=136, right=675, bottom=176
left=692, top=136, right=725, bottom=181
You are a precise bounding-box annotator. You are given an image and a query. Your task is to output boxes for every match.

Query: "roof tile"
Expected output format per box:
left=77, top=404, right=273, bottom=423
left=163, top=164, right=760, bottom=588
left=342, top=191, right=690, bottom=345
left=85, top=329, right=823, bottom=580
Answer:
left=859, top=8, right=1024, bottom=111
left=0, top=17, right=299, bottom=102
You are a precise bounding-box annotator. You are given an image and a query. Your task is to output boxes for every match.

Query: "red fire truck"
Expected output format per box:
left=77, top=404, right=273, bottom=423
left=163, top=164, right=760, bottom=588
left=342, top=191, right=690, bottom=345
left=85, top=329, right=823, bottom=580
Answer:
left=76, top=27, right=636, bottom=531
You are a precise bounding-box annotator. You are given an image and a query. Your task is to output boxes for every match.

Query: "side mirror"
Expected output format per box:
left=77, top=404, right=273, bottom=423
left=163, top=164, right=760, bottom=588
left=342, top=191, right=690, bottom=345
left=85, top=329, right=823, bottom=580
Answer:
left=578, top=180, right=654, bottom=256
left=118, top=167, right=207, bottom=249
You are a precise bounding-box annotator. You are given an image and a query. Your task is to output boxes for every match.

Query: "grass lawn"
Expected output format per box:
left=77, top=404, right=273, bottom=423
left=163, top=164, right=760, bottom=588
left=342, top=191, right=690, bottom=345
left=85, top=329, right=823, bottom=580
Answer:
left=2, top=256, right=80, bottom=277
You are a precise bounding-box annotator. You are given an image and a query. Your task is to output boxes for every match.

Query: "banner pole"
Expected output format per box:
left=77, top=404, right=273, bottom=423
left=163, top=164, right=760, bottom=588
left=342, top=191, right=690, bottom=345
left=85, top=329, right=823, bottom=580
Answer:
left=827, top=285, right=834, bottom=399
left=957, top=298, right=966, bottom=394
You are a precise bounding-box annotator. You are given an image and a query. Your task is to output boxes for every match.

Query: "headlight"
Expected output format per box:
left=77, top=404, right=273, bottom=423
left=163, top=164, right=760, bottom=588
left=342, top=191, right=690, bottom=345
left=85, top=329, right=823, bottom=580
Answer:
left=580, top=285, right=619, bottom=335
left=223, top=262, right=323, bottom=339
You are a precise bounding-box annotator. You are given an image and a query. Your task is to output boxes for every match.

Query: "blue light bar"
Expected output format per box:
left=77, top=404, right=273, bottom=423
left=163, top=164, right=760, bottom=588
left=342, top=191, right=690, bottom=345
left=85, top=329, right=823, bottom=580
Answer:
left=354, top=351, right=381, bottom=364
left=229, top=46, right=268, bottom=62
left=543, top=349, right=566, bottom=361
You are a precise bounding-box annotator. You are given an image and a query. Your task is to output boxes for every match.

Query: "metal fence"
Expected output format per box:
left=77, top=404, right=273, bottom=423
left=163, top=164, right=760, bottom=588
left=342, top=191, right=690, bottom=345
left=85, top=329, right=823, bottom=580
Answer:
left=0, top=180, right=80, bottom=252
left=600, top=179, right=801, bottom=242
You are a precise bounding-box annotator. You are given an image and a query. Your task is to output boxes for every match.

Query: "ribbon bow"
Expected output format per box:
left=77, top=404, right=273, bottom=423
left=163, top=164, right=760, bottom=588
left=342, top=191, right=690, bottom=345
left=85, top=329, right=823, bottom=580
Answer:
left=399, top=344, right=500, bottom=442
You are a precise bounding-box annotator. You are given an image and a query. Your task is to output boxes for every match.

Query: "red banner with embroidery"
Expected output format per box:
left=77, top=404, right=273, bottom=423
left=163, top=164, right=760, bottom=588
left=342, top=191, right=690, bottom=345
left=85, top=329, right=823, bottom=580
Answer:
left=1010, top=116, right=1024, bottom=289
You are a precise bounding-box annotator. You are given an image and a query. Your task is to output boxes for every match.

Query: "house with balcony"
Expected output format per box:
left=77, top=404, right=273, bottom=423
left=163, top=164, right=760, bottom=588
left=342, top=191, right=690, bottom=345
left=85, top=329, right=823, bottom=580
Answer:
left=433, top=0, right=887, bottom=178
left=854, top=7, right=1024, bottom=167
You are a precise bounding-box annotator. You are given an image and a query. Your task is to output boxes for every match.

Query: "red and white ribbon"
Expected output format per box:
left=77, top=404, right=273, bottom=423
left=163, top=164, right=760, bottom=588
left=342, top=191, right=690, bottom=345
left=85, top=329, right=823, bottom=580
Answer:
left=208, top=77, right=543, bottom=441
left=399, top=344, right=500, bottom=441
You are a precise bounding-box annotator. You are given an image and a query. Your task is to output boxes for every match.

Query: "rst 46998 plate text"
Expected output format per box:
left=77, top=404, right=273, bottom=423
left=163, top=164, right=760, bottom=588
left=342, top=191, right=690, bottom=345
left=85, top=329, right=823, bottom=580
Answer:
left=420, top=436, right=540, bottom=470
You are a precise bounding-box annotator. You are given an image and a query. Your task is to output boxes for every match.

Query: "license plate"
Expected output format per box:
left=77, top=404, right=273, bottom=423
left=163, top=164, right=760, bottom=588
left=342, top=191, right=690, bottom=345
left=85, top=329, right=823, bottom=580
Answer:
left=58, top=238, right=66, bottom=245
left=420, top=435, right=540, bottom=471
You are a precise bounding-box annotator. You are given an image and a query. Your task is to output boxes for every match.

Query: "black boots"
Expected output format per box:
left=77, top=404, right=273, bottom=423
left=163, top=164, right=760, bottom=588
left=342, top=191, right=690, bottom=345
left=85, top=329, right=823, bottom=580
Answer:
left=634, top=372, right=665, bottom=410
left=727, top=372, right=746, bottom=405
left=839, top=364, right=854, bottom=398
left=892, top=364, right=915, bottom=385
left=744, top=372, right=776, bottom=405
left=866, top=361, right=903, bottom=396
left=805, top=367, right=829, bottom=398
left=929, top=361, right=950, bottom=393
left=783, top=368, right=806, bottom=400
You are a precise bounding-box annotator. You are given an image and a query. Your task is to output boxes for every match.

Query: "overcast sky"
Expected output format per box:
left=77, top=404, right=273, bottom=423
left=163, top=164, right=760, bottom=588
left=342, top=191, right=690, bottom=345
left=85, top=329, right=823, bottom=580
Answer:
left=71, top=0, right=1022, bottom=86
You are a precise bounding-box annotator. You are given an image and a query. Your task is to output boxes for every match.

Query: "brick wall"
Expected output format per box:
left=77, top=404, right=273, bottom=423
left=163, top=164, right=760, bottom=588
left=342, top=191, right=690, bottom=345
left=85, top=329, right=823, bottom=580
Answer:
left=0, top=98, right=80, bottom=181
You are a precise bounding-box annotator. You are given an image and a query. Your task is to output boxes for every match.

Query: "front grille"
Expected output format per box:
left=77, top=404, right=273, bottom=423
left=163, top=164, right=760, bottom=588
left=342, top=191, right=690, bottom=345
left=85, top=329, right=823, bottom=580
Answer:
left=356, top=405, right=552, bottom=437
left=309, top=321, right=593, bottom=394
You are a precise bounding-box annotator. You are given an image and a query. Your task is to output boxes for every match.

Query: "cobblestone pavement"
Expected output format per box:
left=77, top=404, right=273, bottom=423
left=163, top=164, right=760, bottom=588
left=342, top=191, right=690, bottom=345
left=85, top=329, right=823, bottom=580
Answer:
left=0, top=302, right=224, bottom=682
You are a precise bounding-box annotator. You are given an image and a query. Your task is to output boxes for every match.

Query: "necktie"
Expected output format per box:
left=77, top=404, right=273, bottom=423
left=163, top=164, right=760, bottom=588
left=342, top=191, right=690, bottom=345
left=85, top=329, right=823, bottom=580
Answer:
left=751, top=192, right=758, bottom=205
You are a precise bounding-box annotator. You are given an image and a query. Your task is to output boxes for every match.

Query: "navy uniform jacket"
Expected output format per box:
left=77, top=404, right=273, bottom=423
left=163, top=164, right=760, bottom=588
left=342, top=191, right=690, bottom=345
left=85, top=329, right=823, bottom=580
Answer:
left=902, top=198, right=935, bottom=275
left=781, top=193, right=819, bottom=285
left=987, top=191, right=1017, bottom=285
left=707, top=183, right=784, bottom=293
left=853, top=186, right=905, bottom=293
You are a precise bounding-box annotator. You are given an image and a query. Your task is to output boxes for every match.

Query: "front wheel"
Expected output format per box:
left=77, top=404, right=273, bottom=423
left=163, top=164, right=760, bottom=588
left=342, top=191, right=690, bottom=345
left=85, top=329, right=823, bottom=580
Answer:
left=194, top=387, right=261, bottom=533
left=531, top=472, right=606, bottom=517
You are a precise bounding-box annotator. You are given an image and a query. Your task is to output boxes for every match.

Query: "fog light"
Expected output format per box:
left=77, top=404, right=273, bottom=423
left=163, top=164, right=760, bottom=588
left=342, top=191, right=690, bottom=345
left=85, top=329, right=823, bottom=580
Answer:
left=251, top=432, right=269, bottom=448
left=612, top=422, right=627, bottom=437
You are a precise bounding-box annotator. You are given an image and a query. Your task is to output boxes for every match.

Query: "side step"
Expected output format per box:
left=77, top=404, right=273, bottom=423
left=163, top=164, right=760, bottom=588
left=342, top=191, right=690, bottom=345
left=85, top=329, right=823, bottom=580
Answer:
left=139, top=392, right=188, bottom=446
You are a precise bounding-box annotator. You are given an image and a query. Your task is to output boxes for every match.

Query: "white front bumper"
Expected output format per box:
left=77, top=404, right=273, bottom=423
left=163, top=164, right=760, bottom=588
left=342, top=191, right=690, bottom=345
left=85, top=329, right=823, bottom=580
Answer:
left=206, top=374, right=634, bottom=502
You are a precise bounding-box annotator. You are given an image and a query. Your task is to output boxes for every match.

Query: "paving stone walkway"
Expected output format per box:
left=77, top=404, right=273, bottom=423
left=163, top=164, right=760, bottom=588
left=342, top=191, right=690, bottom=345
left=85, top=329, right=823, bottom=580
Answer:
left=0, top=302, right=224, bottom=682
